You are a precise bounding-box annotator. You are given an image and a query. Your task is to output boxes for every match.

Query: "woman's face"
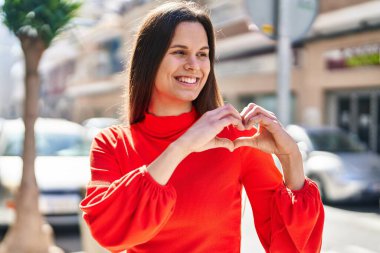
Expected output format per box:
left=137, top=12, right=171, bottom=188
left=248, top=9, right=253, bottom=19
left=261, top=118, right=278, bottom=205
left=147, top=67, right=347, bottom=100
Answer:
left=150, top=21, right=210, bottom=114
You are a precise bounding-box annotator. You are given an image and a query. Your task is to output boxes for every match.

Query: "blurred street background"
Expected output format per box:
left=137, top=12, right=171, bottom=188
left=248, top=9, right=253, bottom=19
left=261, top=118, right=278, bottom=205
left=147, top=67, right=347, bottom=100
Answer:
left=0, top=0, right=380, bottom=252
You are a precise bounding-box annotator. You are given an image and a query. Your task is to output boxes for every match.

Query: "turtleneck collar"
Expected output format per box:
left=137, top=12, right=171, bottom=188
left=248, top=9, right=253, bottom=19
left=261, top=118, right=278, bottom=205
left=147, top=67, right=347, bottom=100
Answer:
left=137, top=107, right=198, bottom=139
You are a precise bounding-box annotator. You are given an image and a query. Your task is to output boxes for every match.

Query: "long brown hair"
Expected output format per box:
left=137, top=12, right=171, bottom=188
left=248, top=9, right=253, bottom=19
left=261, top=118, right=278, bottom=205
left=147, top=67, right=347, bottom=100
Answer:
left=126, top=1, right=223, bottom=124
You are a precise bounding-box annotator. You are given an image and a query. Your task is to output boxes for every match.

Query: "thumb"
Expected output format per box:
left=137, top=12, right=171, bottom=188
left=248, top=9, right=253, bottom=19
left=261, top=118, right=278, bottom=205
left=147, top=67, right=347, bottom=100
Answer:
left=208, top=137, right=235, bottom=152
left=233, top=136, right=257, bottom=149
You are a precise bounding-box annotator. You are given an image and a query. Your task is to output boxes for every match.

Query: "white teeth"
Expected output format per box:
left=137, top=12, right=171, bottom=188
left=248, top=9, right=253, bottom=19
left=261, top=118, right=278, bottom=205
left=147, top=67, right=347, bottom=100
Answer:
left=177, top=77, right=197, bottom=84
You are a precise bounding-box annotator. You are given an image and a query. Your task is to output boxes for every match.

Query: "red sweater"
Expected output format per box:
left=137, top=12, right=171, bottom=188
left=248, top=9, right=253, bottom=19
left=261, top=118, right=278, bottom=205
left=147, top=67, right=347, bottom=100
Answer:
left=80, top=108, right=324, bottom=253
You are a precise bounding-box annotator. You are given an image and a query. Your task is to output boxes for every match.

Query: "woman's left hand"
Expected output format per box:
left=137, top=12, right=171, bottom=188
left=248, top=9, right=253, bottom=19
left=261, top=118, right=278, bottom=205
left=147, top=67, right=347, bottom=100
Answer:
left=234, top=103, right=298, bottom=156
left=234, top=103, right=305, bottom=190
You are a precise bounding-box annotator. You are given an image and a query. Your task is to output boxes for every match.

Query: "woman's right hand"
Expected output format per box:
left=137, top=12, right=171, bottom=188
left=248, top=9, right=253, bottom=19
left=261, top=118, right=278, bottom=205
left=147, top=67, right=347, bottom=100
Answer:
left=148, top=104, right=244, bottom=185
left=175, top=104, right=245, bottom=154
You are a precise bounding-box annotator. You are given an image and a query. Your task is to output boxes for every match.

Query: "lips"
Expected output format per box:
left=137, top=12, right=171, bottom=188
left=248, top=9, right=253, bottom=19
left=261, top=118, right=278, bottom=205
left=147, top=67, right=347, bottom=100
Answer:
left=175, top=76, right=200, bottom=85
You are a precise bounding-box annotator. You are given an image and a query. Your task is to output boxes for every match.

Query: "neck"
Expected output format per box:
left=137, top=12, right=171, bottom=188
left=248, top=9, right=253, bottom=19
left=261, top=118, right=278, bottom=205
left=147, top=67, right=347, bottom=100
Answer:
left=148, top=101, right=192, bottom=117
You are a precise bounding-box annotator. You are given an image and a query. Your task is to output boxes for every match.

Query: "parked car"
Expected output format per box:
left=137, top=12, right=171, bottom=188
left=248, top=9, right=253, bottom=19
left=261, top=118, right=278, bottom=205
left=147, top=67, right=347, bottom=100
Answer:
left=82, top=117, right=121, bottom=142
left=286, top=124, right=380, bottom=203
left=80, top=117, right=121, bottom=252
left=82, top=117, right=120, bottom=130
left=0, top=118, right=4, bottom=136
left=0, top=118, right=91, bottom=226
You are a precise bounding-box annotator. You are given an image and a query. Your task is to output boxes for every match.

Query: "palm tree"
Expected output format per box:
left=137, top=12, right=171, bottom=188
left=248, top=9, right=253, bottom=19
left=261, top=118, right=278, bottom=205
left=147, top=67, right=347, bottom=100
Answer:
left=0, top=1, right=80, bottom=252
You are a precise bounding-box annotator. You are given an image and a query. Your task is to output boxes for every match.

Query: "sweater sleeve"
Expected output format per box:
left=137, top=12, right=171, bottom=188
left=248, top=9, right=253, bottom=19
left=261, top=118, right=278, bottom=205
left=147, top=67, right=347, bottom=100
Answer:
left=79, top=128, right=177, bottom=252
left=240, top=147, right=324, bottom=253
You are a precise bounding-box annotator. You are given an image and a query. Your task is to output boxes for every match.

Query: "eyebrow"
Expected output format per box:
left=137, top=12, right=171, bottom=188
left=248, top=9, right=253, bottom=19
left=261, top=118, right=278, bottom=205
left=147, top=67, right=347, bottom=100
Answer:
left=169, top=45, right=209, bottom=50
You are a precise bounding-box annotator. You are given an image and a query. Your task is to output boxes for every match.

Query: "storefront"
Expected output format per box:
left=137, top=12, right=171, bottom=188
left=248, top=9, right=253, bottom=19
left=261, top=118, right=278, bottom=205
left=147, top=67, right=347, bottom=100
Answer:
left=215, top=1, right=380, bottom=153
left=327, top=89, right=380, bottom=153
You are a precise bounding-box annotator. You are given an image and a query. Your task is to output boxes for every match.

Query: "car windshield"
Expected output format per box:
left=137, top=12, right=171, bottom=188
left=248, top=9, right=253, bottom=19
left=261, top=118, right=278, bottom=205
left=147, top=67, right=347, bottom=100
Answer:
left=83, top=118, right=119, bottom=129
left=308, top=130, right=366, bottom=153
left=3, top=132, right=89, bottom=156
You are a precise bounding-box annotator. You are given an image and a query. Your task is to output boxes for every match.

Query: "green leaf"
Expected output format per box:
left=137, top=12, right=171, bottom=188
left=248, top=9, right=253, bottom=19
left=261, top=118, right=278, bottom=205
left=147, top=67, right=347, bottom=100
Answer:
left=1, top=0, right=82, bottom=46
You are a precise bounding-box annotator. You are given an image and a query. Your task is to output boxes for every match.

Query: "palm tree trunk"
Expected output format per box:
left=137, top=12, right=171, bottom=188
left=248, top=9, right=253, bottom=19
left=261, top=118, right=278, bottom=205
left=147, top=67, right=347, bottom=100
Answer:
left=0, top=36, right=63, bottom=253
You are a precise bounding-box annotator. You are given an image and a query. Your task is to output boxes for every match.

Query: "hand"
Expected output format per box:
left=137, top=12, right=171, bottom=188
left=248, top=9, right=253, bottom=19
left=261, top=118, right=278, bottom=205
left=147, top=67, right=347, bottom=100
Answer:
left=234, top=103, right=298, bottom=156
left=234, top=103, right=305, bottom=190
left=175, top=104, right=245, bottom=154
left=148, top=104, right=245, bottom=185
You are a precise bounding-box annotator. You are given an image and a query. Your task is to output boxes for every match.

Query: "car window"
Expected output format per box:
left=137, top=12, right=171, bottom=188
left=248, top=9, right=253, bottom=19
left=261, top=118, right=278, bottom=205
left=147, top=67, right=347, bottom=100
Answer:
left=286, top=126, right=314, bottom=151
left=308, top=130, right=366, bottom=153
left=82, top=118, right=120, bottom=129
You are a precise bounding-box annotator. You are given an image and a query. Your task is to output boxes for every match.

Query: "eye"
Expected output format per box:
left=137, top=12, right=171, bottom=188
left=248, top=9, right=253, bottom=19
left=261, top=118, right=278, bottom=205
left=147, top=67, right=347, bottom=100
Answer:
left=172, top=50, right=186, bottom=56
left=197, top=52, right=209, bottom=58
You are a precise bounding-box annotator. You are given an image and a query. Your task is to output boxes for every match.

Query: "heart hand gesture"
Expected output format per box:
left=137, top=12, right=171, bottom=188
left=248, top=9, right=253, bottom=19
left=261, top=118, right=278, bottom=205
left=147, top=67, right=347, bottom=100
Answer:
left=179, top=103, right=304, bottom=190
left=234, top=103, right=299, bottom=156
left=177, top=104, right=245, bottom=154
left=151, top=103, right=305, bottom=189
left=233, top=103, right=305, bottom=190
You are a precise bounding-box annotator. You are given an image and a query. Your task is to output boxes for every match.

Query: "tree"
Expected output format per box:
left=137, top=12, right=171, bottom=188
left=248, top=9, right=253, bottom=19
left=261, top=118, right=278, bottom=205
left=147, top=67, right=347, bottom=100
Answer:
left=0, top=1, right=80, bottom=252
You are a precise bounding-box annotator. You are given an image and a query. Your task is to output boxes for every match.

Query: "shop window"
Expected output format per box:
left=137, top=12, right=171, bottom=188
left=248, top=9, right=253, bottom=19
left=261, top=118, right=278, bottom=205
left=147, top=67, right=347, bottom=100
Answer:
left=337, top=97, right=351, bottom=132
left=96, top=37, right=123, bottom=77
left=358, top=96, right=371, bottom=146
left=103, top=37, right=123, bottom=73
left=335, top=91, right=380, bottom=153
left=377, top=95, right=380, bottom=154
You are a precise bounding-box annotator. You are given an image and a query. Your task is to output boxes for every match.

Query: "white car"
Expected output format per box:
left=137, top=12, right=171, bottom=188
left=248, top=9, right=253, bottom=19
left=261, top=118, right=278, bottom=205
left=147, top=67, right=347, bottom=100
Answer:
left=82, top=117, right=121, bottom=142
left=286, top=124, right=380, bottom=203
left=0, top=118, right=91, bottom=226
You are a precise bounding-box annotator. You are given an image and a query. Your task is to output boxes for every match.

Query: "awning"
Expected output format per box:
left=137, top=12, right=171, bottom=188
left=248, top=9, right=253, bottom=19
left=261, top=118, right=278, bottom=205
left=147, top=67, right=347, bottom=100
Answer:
left=216, top=1, right=380, bottom=60
left=310, top=1, right=380, bottom=36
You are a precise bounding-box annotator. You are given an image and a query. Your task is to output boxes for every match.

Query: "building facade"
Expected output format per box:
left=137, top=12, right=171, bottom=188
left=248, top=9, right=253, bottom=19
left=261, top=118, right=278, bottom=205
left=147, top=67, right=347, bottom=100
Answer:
left=30, top=0, right=380, bottom=153
left=214, top=0, right=380, bottom=153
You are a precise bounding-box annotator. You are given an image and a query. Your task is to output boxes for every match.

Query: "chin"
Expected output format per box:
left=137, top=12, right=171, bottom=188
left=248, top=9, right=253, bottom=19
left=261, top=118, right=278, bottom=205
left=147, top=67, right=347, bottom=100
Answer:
left=176, top=91, right=200, bottom=101
left=181, top=94, right=200, bottom=102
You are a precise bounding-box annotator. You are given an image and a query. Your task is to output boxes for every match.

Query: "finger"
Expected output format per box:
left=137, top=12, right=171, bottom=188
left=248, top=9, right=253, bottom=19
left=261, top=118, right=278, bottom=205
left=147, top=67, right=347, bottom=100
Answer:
left=244, top=107, right=277, bottom=126
left=240, top=103, right=258, bottom=118
left=206, top=137, right=234, bottom=152
left=244, top=114, right=263, bottom=130
left=220, top=115, right=245, bottom=130
left=241, top=103, right=276, bottom=123
left=207, top=104, right=236, bottom=117
left=233, top=121, right=246, bottom=131
left=218, top=116, right=245, bottom=131
left=233, top=136, right=257, bottom=149
left=247, top=115, right=283, bottom=137
left=212, top=104, right=242, bottom=122
left=206, top=105, right=244, bottom=130
left=202, top=105, right=242, bottom=128
left=200, top=105, right=232, bottom=122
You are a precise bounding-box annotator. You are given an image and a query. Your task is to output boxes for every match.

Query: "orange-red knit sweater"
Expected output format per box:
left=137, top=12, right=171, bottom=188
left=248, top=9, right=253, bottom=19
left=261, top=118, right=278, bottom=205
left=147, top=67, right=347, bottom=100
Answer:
left=80, top=108, right=324, bottom=253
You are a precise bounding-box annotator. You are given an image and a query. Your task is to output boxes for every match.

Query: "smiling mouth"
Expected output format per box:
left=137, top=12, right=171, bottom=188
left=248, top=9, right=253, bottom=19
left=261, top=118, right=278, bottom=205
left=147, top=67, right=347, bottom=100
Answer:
left=175, top=76, right=200, bottom=85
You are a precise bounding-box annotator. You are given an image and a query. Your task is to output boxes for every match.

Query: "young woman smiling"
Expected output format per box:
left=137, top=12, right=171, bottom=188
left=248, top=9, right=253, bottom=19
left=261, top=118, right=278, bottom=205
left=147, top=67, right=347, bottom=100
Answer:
left=80, top=2, right=324, bottom=253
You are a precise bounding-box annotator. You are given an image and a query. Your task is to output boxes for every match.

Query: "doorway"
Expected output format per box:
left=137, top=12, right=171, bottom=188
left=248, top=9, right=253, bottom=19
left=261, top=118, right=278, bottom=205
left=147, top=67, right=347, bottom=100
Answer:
left=330, top=89, right=380, bottom=153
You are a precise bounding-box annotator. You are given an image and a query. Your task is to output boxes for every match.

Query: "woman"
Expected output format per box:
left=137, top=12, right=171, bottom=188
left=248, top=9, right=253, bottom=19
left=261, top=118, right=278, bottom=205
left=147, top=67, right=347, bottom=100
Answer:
left=80, top=2, right=324, bottom=252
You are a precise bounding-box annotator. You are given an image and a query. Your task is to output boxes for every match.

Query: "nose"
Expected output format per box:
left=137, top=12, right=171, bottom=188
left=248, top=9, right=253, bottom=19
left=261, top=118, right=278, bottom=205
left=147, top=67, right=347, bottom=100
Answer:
left=184, top=56, right=199, bottom=71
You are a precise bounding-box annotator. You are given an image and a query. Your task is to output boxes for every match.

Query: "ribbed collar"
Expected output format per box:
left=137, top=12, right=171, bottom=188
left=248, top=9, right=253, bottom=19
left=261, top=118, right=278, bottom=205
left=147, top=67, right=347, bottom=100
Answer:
left=138, top=107, right=198, bottom=139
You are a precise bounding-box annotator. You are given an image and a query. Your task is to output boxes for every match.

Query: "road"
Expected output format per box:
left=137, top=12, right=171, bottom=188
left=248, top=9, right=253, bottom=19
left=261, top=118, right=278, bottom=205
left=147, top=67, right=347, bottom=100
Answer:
left=321, top=204, right=380, bottom=253
left=2, top=201, right=379, bottom=252
left=241, top=198, right=380, bottom=253
left=54, top=225, right=82, bottom=253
